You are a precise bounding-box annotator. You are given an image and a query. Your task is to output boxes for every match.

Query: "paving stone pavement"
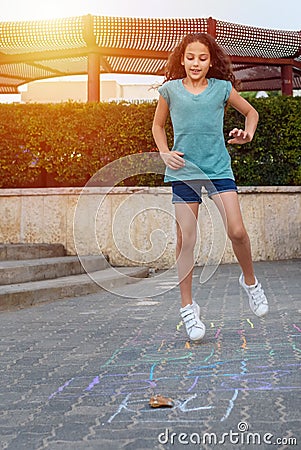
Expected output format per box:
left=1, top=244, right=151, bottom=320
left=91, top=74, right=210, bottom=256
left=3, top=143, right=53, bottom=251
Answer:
left=0, top=260, right=300, bottom=450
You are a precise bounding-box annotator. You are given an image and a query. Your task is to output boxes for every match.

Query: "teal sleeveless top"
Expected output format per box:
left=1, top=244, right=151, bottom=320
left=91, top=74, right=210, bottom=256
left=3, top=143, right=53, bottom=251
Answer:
left=158, top=77, right=234, bottom=182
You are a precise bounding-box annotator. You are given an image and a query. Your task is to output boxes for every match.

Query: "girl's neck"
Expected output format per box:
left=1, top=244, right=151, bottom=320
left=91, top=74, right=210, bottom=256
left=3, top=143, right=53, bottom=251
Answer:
left=182, top=77, right=208, bottom=94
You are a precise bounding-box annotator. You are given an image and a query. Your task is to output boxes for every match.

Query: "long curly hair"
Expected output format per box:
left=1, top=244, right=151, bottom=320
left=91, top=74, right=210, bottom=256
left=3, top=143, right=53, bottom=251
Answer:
left=165, top=33, right=239, bottom=89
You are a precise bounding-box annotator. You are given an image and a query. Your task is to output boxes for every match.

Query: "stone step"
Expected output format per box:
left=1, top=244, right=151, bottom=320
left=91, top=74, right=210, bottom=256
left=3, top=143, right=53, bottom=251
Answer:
left=0, top=243, right=66, bottom=261
left=0, top=266, right=149, bottom=311
left=0, top=255, right=109, bottom=285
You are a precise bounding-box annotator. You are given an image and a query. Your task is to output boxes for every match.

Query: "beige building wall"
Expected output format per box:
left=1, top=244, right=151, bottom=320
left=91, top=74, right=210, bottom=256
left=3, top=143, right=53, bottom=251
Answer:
left=120, top=84, right=159, bottom=101
left=21, top=79, right=159, bottom=103
left=101, top=80, right=123, bottom=101
left=21, top=81, right=88, bottom=103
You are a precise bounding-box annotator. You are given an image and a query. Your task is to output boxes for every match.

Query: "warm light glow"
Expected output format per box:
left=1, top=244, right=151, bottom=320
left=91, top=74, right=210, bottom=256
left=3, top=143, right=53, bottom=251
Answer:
left=2, top=0, right=94, bottom=21
left=1, top=0, right=300, bottom=31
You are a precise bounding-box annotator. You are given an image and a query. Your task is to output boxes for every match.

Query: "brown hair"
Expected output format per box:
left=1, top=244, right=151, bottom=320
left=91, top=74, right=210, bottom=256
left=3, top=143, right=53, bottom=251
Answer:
left=164, top=33, right=239, bottom=89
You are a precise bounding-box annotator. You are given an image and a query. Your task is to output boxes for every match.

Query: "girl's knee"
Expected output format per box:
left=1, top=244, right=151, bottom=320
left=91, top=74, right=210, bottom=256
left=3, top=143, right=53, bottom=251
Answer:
left=177, top=230, right=197, bottom=251
left=228, top=226, right=248, bottom=244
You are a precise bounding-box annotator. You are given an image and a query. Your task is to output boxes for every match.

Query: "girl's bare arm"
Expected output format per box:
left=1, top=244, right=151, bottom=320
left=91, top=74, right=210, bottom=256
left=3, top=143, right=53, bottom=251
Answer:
left=227, top=88, right=259, bottom=144
left=152, top=95, right=185, bottom=170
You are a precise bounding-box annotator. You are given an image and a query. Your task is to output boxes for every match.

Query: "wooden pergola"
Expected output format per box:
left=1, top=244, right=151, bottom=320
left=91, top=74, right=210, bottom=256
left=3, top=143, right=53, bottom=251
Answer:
left=0, top=15, right=300, bottom=101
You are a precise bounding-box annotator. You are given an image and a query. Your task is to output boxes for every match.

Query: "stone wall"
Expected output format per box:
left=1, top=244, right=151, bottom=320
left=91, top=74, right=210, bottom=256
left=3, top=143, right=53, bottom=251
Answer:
left=0, top=186, right=300, bottom=268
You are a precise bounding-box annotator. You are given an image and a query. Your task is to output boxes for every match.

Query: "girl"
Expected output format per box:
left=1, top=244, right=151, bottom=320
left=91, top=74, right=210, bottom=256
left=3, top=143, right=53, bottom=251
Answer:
left=152, top=33, right=268, bottom=342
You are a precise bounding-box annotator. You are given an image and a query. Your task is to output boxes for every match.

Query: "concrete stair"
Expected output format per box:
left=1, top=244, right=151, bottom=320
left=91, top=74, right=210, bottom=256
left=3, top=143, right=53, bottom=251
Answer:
left=0, top=255, right=110, bottom=285
left=0, top=243, right=66, bottom=261
left=0, top=244, right=149, bottom=310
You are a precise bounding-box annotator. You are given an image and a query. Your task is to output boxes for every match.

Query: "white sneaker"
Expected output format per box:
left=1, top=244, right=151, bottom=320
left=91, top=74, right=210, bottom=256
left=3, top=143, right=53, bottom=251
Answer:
left=192, top=300, right=201, bottom=318
left=239, top=274, right=269, bottom=317
left=180, top=303, right=206, bottom=341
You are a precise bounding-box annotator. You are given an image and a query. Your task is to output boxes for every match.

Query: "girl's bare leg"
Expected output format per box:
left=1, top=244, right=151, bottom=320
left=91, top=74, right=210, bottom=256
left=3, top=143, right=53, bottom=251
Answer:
left=174, top=202, right=200, bottom=307
left=211, top=191, right=256, bottom=285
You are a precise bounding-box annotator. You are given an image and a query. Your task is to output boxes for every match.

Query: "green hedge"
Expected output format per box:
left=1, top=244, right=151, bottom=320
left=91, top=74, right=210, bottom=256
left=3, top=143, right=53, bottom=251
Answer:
left=0, top=97, right=300, bottom=188
left=227, top=97, right=301, bottom=185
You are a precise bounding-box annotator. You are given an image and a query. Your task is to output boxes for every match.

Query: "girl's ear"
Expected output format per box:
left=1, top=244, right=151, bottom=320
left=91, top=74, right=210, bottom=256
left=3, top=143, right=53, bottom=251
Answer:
left=181, top=54, right=184, bottom=66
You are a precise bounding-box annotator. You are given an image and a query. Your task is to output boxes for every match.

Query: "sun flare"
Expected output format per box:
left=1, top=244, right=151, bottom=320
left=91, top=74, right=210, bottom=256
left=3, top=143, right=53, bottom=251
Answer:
left=4, top=0, right=87, bottom=22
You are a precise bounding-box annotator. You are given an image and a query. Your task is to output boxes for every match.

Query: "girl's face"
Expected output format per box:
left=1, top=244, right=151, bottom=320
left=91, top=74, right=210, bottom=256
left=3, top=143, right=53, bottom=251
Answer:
left=181, top=41, right=211, bottom=81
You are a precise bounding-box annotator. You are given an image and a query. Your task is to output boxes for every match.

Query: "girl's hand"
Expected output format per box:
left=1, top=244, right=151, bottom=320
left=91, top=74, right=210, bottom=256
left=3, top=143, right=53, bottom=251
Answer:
left=228, top=128, right=252, bottom=145
left=160, top=151, right=185, bottom=170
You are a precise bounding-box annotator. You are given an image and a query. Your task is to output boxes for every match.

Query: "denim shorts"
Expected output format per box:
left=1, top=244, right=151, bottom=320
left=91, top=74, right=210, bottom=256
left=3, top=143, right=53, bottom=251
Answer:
left=171, top=179, right=238, bottom=203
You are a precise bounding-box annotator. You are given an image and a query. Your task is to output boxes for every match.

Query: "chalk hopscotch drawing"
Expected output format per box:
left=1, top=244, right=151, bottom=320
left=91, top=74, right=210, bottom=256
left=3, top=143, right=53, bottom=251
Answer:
left=48, top=321, right=301, bottom=424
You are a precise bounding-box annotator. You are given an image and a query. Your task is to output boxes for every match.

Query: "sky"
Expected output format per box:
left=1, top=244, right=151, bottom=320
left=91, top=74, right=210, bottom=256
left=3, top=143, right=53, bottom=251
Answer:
left=1, top=0, right=300, bottom=101
left=1, top=0, right=300, bottom=30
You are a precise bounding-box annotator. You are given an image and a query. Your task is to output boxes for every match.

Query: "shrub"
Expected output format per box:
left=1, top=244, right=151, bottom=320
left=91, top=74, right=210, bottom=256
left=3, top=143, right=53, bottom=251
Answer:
left=0, top=97, right=300, bottom=187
